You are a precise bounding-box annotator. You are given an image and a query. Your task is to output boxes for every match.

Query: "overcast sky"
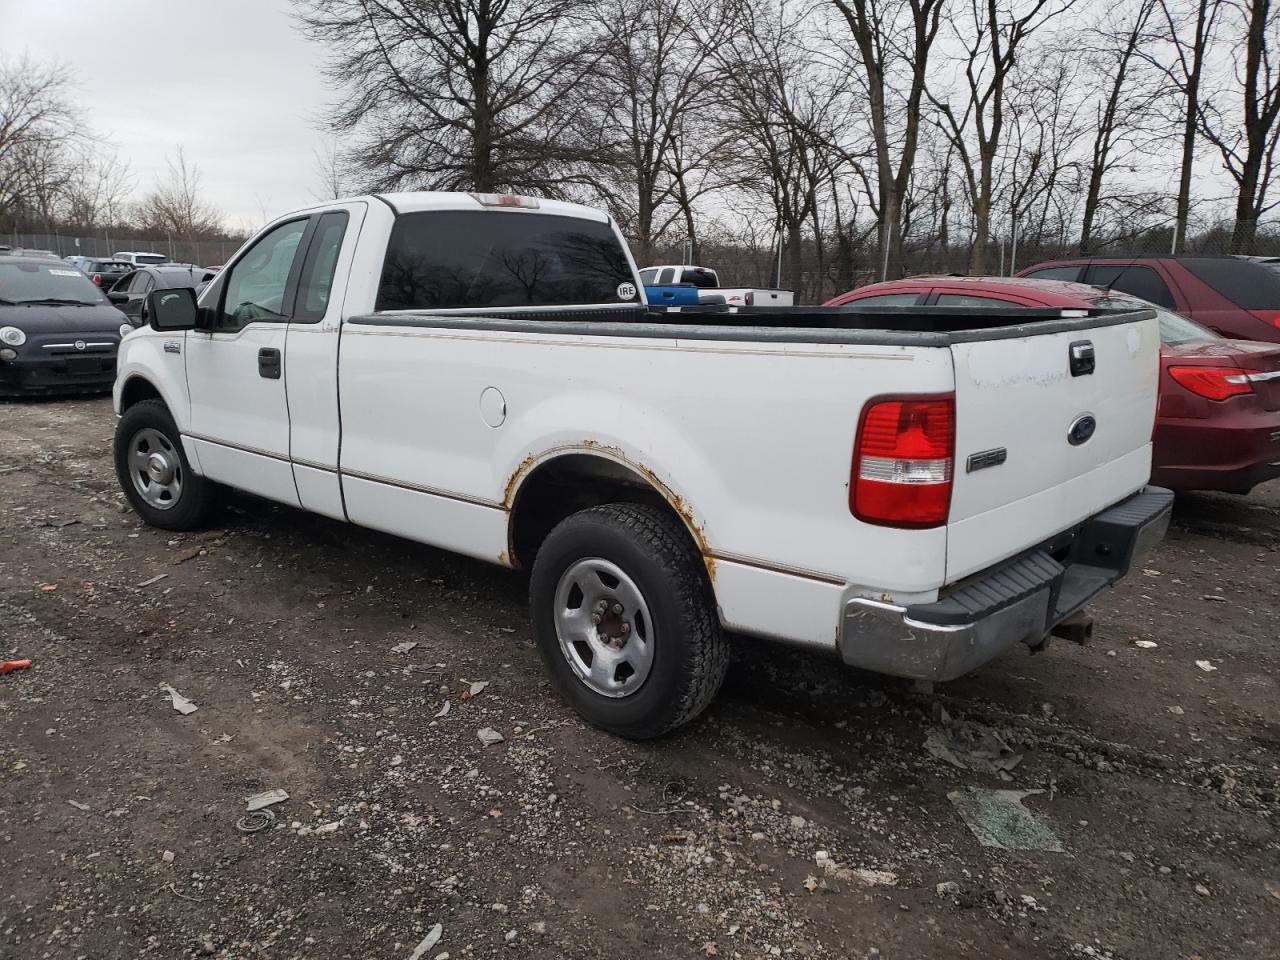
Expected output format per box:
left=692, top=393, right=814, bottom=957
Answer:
left=1, top=0, right=333, bottom=230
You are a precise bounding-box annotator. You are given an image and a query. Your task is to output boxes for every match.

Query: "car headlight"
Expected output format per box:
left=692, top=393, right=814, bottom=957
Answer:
left=0, top=326, right=25, bottom=346
left=119, top=323, right=133, bottom=339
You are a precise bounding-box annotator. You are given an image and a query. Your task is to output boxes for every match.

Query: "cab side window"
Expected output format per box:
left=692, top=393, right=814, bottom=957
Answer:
left=844, top=293, right=923, bottom=306
left=1022, top=266, right=1082, bottom=282
left=217, top=218, right=309, bottom=331
left=295, top=211, right=349, bottom=322
left=1084, top=264, right=1176, bottom=308
left=935, top=293, right=1014, bottom=307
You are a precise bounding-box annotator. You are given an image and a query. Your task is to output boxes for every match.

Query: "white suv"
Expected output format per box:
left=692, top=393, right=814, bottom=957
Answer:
left=112, top=251, right=168, bottom=266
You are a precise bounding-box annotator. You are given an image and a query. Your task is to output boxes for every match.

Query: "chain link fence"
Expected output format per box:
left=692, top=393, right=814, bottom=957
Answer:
left=2, top=231, right=244, bottom=267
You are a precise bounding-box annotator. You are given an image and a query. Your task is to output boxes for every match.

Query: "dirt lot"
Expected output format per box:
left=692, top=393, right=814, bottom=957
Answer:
left=0, top=396, right=1277, bottom=960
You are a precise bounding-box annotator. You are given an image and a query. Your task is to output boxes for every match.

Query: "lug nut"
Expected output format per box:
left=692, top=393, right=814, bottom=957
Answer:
left=591, top=613, right=602, bottom=624
left=611, top=603, right=623, bottom=615
left=620, top=623, right=631, bottom=635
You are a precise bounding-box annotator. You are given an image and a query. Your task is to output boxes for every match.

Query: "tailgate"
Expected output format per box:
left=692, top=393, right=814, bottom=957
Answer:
left=946, top=312, right=1160, bottom=582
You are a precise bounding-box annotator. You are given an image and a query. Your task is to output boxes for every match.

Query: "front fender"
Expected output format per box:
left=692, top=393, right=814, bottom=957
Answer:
left=114, top=329, right=191, bottom=430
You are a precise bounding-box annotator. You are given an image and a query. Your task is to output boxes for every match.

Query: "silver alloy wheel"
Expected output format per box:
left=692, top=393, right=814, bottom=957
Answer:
left=553, top=557, right=655, bottom=698
left=128, top=426, right=183, bottom=510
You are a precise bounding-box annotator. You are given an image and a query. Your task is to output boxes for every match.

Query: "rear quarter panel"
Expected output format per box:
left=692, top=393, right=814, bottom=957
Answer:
left=336, top=324, right=956, bottom=596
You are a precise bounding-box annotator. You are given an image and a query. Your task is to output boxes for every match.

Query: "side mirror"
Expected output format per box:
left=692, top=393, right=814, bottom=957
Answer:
left=146, top=287, right=197, bottom=331
left=107, top=290, right=129, bottom=304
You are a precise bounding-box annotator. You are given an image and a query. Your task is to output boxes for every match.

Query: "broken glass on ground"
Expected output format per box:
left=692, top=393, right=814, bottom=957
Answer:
left=948, top=787, right=1064, bottom=852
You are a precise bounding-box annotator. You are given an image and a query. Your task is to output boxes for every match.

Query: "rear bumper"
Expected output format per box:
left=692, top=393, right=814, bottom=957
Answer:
left=838, top=486, right=1174, bottom=681
left=1153, top=418, right=1280, bottom=493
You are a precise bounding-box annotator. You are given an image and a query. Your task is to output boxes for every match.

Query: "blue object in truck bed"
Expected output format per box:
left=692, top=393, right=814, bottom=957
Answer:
left=644, top=283, right=701, bottom=306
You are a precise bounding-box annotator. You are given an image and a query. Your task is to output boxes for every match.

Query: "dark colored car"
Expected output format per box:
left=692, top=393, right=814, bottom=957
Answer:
left=82, top=258, right=132, bottom=290
left=827, top=276, right=1280, bottom=494
left=108, top=263, right=217, bottom=325
left=0, top=255, right=131, bottom=396
left=1016, top=255, right=1280, bottom=343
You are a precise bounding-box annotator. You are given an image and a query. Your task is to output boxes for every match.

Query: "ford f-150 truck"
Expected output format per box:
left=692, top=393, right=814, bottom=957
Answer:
left=112, top=191, right=1172, bottom=738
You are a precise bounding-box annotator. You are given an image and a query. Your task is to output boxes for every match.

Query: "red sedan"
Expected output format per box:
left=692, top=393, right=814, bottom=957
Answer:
left=826, top=277, right=1280, bottom=494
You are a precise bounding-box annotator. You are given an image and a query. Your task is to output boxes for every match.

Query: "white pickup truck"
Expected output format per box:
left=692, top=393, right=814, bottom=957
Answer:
left=638, top=264, right=794, bottom=307
left=113, top=191, right=1172, bottom=738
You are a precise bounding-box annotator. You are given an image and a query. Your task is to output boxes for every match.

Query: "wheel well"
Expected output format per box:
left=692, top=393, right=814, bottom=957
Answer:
left=508, top=454, right=700, bottom=569
left=119, top=377, right=163, bottom=412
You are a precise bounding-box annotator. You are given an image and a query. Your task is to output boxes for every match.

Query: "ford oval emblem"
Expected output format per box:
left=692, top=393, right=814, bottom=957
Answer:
left=1068, top=414, right=1097, bottom=446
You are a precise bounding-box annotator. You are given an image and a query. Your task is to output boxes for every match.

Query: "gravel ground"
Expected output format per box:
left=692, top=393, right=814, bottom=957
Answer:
left=0, top=396, right=1277, bottom=960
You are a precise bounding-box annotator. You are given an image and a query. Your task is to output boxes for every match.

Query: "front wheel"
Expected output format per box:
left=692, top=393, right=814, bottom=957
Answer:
left=114, top=398, right=214, bottom=531
left=529, top=502, right=728, bottom=739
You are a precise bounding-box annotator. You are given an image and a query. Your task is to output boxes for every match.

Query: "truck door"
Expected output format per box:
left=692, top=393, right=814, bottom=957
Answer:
left=283, top=203, right=366, bottom=520
left=184, top=216, right=312, bottom=506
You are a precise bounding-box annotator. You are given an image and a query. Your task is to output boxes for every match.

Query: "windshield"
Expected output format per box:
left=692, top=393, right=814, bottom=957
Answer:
left=0, top=261, right=107, bottom=305
left=1089, top=295, right=1219, bottom=346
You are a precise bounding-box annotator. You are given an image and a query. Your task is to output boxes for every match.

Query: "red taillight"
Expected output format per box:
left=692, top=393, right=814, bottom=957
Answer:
left=1249, top=309, right=1280, bottom=329
left=1167, top=365, right=1255, bottom=401
left=93, top=274, right=102, bottom=285
left=745, top=291, right=755, bottom=306
left=851, top=395, right=955, bottom=528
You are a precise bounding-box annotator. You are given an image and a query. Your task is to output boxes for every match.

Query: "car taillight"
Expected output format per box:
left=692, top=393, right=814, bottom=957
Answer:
left=1249, top=309, right=1280, bottom=329
left=851, top=395, right=955, bottom=528
left=93, top=274, right=102, bottom=285
left=745, top=291, right=755, bottom=306
left=1167, top=365, right=1256, bottom=401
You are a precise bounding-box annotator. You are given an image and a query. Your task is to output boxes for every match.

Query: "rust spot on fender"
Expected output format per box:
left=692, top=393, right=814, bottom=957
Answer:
left=503, top=452, right=540, bottom=509
left=502, top=443, right=713, bottom=566
left=703, top=554, right=717, bottom=587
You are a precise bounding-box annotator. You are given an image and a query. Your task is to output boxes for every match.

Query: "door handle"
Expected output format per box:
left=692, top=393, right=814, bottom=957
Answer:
left=258, top=347, right=281, bottom=379
left=1069, top=340, right=1095, bottom=377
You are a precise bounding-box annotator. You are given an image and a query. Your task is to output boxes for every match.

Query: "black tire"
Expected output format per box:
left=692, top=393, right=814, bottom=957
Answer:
left=114, top=398, right=214, bottom=531
left=529, top=502, right=729, bottom=739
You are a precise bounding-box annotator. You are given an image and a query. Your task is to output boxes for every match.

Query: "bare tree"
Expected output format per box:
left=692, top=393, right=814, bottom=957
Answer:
left=1199, top=0, right=1280, bottom=251
left=592, top=0, right=735, bottom=263
left=1078, top=0, right=1163, bottom=251
left=311, top=138, right=350, bottom=201
left=826, top=0, right=947, bottom=277
left=930, top=0, right=1077, bottom=273
left=295, top=0, right=606, bottom=195
left=62, top=150, right=134, bottom=231
left=721, top=5, right=858, bottom=294
left=136, top=147, right=224, bottom=239
left=0, top=54, right=79, bottom=224
left=1140, top=0, right=1223, bottom=251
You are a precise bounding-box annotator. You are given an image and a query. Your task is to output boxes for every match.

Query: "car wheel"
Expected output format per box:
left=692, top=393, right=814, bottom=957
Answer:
left=529, top=502, right=728, bottom=739
left=114, top=398, right=214, bottom=530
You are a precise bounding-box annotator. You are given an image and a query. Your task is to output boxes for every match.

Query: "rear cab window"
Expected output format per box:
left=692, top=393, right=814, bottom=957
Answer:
left=376, top=211, right=640, bottom=311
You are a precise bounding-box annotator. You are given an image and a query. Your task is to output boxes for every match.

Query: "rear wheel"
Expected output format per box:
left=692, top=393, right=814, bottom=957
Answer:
left=529, top=503, right=728, bottom=739
left=114, top=399, right=214, bottom=530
